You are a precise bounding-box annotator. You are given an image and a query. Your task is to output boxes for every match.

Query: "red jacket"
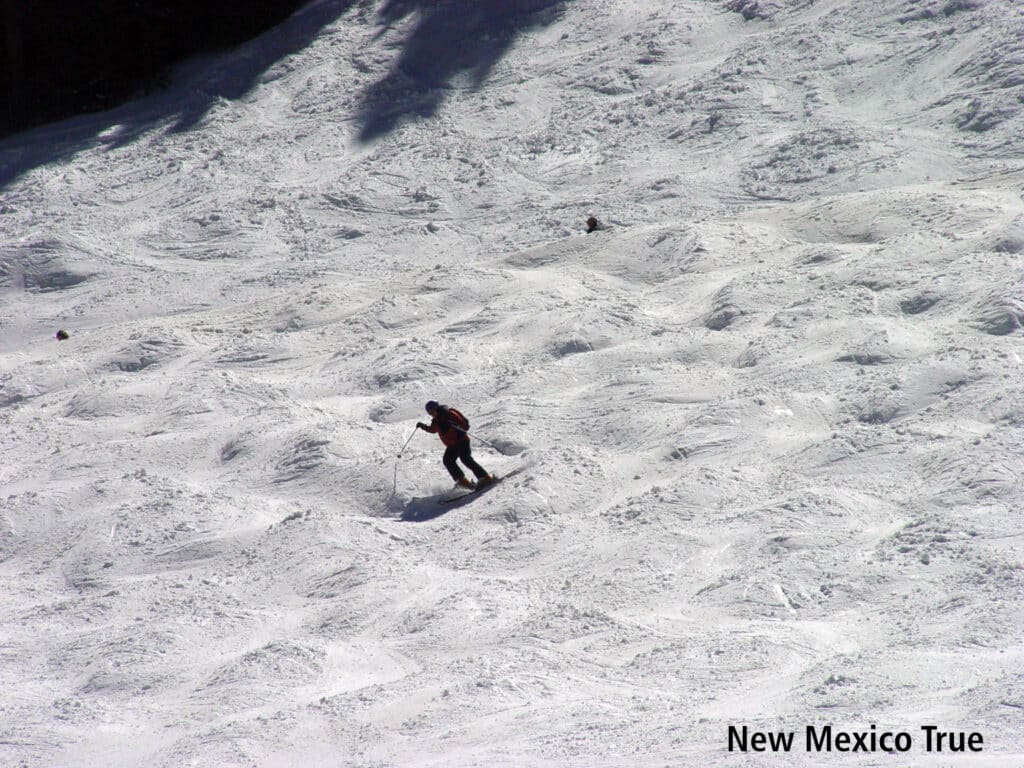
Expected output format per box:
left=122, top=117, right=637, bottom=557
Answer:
left=422, top=406, right=469, bottom=447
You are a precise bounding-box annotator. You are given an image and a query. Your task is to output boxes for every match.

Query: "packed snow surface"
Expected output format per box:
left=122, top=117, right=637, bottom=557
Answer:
left=2, top=1, right=1023, bottom=766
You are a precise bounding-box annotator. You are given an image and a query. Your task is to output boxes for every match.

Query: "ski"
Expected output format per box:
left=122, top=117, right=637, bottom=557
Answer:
left=438, top=476, right=500, bottom=504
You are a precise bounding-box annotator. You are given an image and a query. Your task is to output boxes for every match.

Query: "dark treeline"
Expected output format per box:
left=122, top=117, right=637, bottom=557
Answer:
left=1, top=1, right=307, bottom=139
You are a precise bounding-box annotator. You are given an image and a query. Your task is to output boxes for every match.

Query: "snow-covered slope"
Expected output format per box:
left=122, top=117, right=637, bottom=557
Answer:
left=2, top=1, right=1023, bottom=766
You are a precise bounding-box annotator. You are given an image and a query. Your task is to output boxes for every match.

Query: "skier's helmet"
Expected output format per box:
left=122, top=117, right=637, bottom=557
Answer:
left=425, top=400, right=439, bottom=414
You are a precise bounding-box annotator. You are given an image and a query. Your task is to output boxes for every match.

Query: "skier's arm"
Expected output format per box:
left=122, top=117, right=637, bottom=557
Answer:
left=417, top=419, right=439, bottom=433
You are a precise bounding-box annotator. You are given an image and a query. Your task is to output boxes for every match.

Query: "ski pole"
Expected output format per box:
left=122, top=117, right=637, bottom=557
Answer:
left=451, top=425, right=499, bottom=451
left=397, top=428, right=418, bottom=458
left=391, top=428, right=419, bottom=500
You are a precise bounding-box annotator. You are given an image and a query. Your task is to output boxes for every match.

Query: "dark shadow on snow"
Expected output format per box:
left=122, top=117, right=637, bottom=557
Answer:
left=397, top=496, right=458, bottom=522
left=396, top=465, right=526, bottom=522
left=397, top=483, right=493, bottom=522
left=355, top=0, right=566, bottom=142
left=0, top=0, right=357, bottom=190
left=0, top=0, right=566, bottom=189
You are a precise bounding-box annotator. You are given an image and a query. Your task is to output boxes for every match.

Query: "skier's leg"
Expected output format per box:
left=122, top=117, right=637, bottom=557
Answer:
left=458, top=440, right=488, bottom=480
left=443, top=446, right=465, bottom=481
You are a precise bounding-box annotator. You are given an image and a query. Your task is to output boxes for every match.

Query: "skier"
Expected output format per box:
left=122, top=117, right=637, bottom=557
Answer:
left=417, top=400, right=494, bottom=490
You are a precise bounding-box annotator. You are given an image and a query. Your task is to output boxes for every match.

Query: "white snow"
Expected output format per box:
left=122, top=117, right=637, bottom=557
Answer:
left=2, top=1, right=1023, bottom=766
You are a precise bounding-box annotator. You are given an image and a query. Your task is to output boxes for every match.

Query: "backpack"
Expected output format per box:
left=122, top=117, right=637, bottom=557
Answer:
left=444, top=406, right=469, bottom=431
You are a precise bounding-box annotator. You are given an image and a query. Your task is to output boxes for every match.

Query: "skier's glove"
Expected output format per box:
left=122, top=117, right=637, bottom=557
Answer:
left=416, top=422, right=426, bottom=430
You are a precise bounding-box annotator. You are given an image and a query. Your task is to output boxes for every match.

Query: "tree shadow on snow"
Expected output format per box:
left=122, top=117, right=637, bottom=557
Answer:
left=0, top=0, right=566, bottom=189
left=0, top=0, right=358, bottom=190
left=355, top=0, right=566, bottom=142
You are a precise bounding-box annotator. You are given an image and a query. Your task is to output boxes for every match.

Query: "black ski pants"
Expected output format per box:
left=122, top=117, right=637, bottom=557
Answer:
left=443, top=439, right=487, bottom=481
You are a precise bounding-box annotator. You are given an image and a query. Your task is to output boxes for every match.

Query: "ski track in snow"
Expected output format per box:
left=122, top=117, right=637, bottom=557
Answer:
left=2, top=1, right=1023, bottom=766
